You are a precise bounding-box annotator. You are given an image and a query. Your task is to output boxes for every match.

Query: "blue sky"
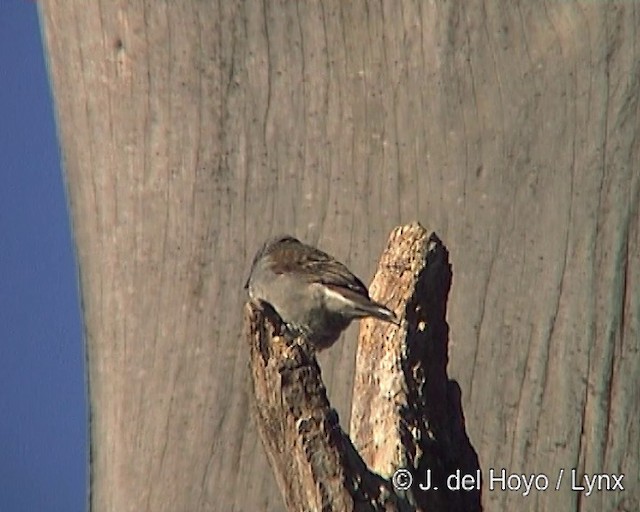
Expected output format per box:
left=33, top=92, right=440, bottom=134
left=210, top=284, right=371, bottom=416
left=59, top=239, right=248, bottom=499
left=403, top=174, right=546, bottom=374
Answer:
left=0, top=2, right=87, bottom=511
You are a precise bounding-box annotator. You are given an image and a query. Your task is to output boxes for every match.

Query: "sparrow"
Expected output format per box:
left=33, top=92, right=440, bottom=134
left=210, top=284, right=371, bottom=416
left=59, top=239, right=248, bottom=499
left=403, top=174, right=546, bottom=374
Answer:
left=245, top=235, right=399, bottom=351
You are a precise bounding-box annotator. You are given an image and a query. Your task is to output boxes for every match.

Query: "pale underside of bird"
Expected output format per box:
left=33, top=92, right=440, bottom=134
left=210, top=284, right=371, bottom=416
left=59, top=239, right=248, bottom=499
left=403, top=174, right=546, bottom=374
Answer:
left=245, top=235, right=399, bottom=351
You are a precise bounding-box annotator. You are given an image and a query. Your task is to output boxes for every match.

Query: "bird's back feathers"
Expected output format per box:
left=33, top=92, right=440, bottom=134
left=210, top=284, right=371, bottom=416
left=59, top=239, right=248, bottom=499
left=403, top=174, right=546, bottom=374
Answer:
left=258, top=235, right=369, bottom=296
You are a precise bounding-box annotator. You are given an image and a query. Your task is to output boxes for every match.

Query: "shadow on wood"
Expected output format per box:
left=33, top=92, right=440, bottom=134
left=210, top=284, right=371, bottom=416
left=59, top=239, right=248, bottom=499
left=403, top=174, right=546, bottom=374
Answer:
left=245, top=223, right=481, bottom=511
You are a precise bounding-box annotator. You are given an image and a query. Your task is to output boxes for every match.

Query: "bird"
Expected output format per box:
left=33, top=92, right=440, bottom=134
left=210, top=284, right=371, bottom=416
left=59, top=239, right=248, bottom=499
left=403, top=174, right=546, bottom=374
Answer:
left=245, top=235, right=399, bottom=351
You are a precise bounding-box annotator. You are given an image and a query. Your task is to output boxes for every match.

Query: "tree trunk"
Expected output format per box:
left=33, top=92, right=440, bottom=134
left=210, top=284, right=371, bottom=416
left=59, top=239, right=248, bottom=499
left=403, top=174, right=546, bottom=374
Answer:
left=39, top=1, right=639, bottom=511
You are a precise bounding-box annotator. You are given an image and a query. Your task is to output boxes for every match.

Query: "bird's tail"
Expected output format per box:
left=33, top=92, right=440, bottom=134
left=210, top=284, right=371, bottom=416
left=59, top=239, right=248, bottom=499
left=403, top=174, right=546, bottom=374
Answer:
left=355, top=300, right=400, bottom=325
left=324, top=284, right=401, bottom=325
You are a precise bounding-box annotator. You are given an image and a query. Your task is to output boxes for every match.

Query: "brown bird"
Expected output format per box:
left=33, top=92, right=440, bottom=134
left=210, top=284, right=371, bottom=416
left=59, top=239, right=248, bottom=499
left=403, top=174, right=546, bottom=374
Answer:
left=245, top=235, right=399, bottom=351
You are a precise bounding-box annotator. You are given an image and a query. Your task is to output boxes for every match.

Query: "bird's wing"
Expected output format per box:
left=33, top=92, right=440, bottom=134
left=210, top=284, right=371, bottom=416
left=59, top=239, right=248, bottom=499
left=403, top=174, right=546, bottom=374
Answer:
left=267, top=238, right=370, bottom=296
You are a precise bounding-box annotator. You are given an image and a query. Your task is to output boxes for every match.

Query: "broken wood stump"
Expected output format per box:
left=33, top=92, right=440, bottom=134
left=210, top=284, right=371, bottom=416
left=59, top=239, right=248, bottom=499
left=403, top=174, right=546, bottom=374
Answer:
left=245, top=223, right=481, bottom=512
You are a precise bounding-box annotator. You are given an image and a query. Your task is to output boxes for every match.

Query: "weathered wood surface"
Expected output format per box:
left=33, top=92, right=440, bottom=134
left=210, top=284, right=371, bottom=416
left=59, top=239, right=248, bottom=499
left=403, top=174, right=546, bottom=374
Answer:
left=245, top=304, right=407, bottom=512
left=40, top=1, right=639, bottom=511
left=247, top=223, right=479, bottom=511
left=351, top=224, right=480, bottom=512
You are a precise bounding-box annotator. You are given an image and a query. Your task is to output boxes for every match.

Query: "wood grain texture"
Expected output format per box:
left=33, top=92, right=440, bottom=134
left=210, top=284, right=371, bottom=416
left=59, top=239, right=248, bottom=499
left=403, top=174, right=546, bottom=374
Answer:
left=246, top=224, right=478, bottom=512
left=350, top=223, right=480, bottom=512
left=39, top=1, right=639, bottom=511
left=245, top=302, right=408, bottom=512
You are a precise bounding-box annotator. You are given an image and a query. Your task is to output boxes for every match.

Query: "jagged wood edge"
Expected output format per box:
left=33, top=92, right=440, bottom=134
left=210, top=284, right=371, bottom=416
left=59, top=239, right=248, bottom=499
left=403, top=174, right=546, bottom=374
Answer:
left=353, top=223, right=481, bottom=512
left=244, top=303, right=414, bottom=512
left=244, top=222, right=475, bottom=511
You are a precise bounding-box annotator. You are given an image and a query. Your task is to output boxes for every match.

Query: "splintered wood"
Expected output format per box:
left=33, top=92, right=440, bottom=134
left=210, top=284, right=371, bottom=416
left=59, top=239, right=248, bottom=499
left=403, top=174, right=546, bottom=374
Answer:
left=246, top=223, right=480, bottom=512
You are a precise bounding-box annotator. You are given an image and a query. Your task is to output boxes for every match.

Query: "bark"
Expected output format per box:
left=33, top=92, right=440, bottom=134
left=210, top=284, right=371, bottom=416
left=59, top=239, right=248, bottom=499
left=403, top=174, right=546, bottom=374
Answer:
left=247, top=223, right=479, bottom=512
left=245, top=305, right=407, bottom=512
